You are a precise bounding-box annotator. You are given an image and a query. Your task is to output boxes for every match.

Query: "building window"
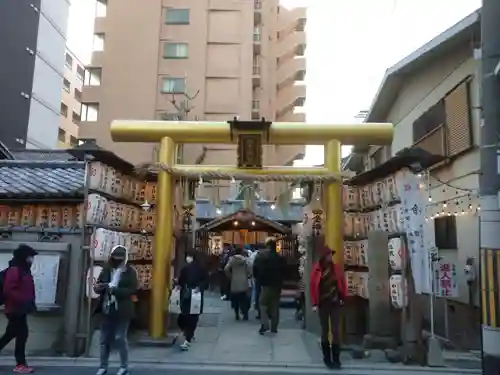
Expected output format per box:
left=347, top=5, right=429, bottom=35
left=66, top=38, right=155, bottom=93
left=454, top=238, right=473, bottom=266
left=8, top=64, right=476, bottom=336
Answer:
left=85, top=68, right=102, bottom=86
left=163, top=43, right=188, bottom=58
left=76, top=65, right=85, bottom=82
left=253, top=26, right=261, bottom=41
left=93, top=33, right=105, bottom=51
left=72, top=111, right=80, bottom=123
left=65, top=53, right=73, bottom=69
left=161, top=77, right=186, bottom=93
left=60, top=103, right=68, bottom=117
left=254, top=0, right=262, bottom=9
left=412, top=100, right=445, bottom=143
left=70, top=135, right=78, bottom=147
left=434, top=216, right=457, bottom=249
left=63, top=78, right=71, bottom=92
left=165, top=9, right=190, bottom=24
left=58, top=128, right=66, bottom=143
left=74, top=88, right=82, bottom=101
left=81, top=103, right=100, bottom=122
left=96, top=0, right=107, bottom=17
left=252, top=101, right=259, bottom=110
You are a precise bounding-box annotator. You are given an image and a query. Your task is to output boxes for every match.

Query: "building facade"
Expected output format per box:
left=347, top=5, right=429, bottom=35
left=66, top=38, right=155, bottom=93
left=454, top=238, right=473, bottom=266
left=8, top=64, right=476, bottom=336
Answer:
left=80, top=0, right=307, bottom=199
left=0, top=0, right=70, bottom=149
left=348, top=11, right=481, bottom=348
left=59, top=50, right=84, bottom=148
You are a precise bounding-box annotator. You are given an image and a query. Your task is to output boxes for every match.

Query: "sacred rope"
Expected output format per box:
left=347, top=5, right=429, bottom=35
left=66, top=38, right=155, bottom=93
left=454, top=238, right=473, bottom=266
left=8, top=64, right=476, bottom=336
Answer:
left=135, top=162, right=355, bottom=182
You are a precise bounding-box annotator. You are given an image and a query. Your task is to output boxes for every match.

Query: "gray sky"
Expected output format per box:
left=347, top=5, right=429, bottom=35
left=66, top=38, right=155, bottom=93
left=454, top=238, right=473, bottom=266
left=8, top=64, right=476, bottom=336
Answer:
left=67, top=0, right=481, bottom=163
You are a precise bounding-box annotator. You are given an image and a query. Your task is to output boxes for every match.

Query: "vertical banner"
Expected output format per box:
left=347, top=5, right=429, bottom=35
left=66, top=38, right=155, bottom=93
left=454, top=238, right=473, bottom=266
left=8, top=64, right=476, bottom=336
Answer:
left=395, top=169, right=432, bottom=294
left=434, top=261, right=459, bottom=298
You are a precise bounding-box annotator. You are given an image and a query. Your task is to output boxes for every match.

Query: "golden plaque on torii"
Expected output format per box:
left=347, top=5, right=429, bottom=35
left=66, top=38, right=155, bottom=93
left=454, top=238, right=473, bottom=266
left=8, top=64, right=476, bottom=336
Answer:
left=228, top=117, right=272, bottom=169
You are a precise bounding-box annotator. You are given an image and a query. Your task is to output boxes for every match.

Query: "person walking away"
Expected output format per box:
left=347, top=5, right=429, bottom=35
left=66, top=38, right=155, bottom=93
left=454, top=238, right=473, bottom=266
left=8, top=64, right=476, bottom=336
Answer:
left=224, top=247, right=251, bottom=320
left=310, top=246, right=346, bottom=369
left=177, top=252, right=208, bottom=351
left=94, top=245, right=138, bottom=375
left=253, top=237, right=285, bottom=334
left=250, top=245, right=266, bottom=319
left=219, top=244, right=232, bottom=300
left=0, top=244, right=38, bottom=373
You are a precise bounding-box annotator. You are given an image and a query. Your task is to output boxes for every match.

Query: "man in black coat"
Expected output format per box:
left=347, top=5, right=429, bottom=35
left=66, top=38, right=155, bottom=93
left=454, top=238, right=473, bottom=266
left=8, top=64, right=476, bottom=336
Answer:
left=253, top=237, right=286, bottom=335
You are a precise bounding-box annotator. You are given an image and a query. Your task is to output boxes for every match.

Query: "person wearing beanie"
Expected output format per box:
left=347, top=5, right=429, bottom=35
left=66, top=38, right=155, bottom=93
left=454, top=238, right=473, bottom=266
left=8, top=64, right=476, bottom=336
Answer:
left=309, top=246, right=346, bottom=369
left=94, top=245, right=138, bottom=375
left=0, top=244, right=37, bottom=373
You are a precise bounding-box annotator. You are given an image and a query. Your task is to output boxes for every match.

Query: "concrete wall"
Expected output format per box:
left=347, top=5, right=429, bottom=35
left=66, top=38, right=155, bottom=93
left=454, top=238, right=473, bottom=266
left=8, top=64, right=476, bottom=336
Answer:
left=0, top=231, right=84, bottom=356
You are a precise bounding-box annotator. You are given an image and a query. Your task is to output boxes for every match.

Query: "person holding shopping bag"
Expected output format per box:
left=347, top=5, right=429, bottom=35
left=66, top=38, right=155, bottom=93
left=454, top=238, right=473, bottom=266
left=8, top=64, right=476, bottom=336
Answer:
left=309, top=246, right=346, bottom=369
left=176, top=251, right=208, bottom=351
left=94, top=245, right=138, bottom=375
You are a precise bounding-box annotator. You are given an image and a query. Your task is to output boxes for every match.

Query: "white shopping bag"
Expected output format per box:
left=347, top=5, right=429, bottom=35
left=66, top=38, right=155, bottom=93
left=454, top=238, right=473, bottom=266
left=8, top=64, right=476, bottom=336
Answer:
left=168, top=288, right=181, bottom=314
left=190, top=291, right=202, bottom=315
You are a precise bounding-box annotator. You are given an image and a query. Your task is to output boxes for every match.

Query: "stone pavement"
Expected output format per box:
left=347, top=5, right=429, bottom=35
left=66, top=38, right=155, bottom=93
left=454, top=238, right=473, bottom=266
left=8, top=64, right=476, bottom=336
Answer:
left=0, top=294, right=481, bottom=374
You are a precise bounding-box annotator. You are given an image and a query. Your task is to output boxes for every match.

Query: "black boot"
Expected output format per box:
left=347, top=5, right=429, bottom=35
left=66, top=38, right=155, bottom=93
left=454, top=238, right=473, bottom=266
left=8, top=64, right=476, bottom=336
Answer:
left=321, top=341, right=333, bottom=368
left=331, top=344, right=341, bottom=369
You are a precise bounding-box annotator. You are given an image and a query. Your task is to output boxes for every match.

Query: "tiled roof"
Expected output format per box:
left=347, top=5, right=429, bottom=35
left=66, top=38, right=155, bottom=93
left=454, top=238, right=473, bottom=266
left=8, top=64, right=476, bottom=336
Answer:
left=10, top=149, right=77, bottom=162
left=0, top=161, right=85, bottom=199
left=195, top=199, right=304, bottom=222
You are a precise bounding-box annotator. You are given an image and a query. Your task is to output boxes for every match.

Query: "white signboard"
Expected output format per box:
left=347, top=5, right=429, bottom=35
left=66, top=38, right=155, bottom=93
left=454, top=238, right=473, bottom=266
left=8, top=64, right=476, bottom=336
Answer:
left=434, top=261, right=459, bottom=298
left=0, top=253, right=61, bottom=306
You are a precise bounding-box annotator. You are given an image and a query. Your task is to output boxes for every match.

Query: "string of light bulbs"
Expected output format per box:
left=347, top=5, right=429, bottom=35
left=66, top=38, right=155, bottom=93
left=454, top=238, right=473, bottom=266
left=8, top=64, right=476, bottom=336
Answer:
left=418, top=172, right=480, bottom=220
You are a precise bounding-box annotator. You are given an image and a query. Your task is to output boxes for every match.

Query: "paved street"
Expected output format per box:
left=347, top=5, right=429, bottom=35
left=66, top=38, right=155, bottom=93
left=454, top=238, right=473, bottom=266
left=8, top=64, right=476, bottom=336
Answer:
left=0, top=294, right=481, bottom=374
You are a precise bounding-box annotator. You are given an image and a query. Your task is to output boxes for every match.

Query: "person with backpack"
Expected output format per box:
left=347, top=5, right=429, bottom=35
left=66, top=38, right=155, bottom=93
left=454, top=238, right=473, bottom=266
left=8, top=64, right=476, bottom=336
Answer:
left=93, top=245, right=138, bottom=375
left=0, top=244, right=38, bottom=373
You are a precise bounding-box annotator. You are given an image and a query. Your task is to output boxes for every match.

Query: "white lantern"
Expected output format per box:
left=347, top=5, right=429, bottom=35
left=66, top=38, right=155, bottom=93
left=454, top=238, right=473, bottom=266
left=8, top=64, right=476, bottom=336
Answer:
left=389, top=274, right=408, bottom=309
left=86, top=266, right=103, bottom=299
left=388, top=237, right=404, bottom=271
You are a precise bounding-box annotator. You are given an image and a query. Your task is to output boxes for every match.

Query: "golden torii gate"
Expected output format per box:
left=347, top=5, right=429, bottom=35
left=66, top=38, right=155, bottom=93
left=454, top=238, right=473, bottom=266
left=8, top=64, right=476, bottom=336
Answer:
left=110, top=119, right=393, bottom=339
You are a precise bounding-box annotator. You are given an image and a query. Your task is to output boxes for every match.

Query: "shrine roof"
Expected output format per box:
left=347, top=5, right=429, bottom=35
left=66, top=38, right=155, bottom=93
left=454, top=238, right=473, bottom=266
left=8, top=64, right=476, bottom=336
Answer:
left=195, top=199, right=303, bottom=222
left=197, top=208, right=292, bottom=234
left=0, top=160, right=85, bottom=200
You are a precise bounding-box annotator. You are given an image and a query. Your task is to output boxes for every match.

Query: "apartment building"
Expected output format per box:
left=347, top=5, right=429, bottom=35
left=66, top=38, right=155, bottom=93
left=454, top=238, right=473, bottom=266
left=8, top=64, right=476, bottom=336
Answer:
left=0, top=0, right=70, bottom=149
left=345, top=11, right=481, bottom=349
left=59, top=50, right=84, bottom=148
left=80, top=0, right=307, bottom=182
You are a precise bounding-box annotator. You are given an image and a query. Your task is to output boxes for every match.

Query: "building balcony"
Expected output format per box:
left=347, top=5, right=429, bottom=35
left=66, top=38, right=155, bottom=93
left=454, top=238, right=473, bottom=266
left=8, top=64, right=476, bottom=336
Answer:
left=278, top=7, right=307, bottom=33
left=277, top=31, right=306, bottom=59
left=254, top=0, right=262, bottom=24
left=277, top=55, right=306, bottom=86
left=91, top=51, right=104, bottom=67
left=81, top=85, right=101, bottom=103
left=93, top=17, right=106, bottom=34
left=276, top=82, right=306, bottom=117
left=252, top=65, right=261, bottom=87
left=276, top=108, right=305, bottom=123
left=253, top=33, right=261, bottom=55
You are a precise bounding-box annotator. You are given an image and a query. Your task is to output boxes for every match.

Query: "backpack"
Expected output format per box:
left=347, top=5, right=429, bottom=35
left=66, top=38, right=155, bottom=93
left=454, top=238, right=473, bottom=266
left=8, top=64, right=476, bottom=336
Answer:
left=0, top=268, right=10, bottom=306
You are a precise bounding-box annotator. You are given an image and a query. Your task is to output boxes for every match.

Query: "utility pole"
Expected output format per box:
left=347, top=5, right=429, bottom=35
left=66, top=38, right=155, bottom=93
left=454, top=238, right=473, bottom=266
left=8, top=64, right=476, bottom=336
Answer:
left=480, top=1, right=500, bottom=373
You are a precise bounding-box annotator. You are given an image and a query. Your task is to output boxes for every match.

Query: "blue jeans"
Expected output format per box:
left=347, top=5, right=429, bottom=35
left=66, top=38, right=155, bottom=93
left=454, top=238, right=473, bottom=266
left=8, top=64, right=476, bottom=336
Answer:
left=100, top=316, right=129, bottom=369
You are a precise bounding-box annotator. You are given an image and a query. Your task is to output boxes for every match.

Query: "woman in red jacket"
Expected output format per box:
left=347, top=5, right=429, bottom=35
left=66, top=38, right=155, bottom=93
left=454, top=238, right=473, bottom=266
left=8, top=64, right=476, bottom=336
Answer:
left=310, top=246, right=347, bottom=369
